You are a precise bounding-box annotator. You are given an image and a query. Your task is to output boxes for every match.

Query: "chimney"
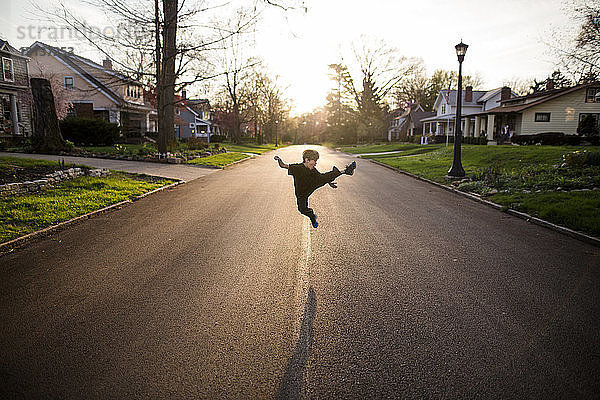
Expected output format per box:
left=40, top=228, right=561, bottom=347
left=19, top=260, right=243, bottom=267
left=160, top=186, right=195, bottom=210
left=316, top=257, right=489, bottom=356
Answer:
left=102, top=58, right=112, bottom=70
left=501, top=86, right=512, bottom=101
left=182, top=89, right=187, bottom=100
left=546, top=79, right=555, bottom=91
left=464, top=86, right=473, bottom=103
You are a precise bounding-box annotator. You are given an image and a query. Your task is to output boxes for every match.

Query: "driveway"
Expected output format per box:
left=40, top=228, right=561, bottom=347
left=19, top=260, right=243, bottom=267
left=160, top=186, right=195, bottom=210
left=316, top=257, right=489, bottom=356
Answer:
left=1, top=152, right=221, bottom=182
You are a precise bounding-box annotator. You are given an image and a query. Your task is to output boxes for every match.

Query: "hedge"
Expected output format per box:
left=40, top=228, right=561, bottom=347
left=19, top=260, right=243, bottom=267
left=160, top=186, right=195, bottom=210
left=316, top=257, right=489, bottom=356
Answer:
left=60, top=117, right=120, bottom=146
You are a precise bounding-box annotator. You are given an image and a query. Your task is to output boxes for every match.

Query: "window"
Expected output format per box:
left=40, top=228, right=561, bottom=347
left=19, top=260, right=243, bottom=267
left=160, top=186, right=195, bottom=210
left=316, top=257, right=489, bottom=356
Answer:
left=441, top=104, right=446, bottom=114
left=586, top=87, right=600, bottom=103
left=2, top=57, right=14, bottom=82
left=535, top=112, right=551, bottom=122
left=64, top=76, right=74, bottom=90
left=126, top=85, right=141, bottom=98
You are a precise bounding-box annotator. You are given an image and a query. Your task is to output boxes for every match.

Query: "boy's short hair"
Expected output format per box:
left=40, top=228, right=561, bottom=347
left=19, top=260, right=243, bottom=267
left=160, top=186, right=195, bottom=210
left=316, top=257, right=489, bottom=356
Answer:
left=302, top=149, right=319, bottom=161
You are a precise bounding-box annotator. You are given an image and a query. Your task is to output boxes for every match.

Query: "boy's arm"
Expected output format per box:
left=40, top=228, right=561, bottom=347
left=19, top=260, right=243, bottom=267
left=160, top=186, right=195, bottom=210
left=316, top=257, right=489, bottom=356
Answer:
left=274, top=155, right=289, bottom=169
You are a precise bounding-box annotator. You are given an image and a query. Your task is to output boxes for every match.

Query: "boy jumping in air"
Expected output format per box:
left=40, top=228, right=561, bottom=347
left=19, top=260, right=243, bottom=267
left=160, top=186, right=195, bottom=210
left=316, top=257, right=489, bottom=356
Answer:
left=275, top=149, right=356, bottom=228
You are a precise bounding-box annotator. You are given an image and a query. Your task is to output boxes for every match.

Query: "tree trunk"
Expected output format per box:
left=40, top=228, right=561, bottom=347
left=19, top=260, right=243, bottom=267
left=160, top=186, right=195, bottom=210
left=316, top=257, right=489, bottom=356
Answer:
left=30, top=77, right=67, bottom=153
left=158, top=0, right=177, bottom=155
left=232, top=103, right=241, bottom=144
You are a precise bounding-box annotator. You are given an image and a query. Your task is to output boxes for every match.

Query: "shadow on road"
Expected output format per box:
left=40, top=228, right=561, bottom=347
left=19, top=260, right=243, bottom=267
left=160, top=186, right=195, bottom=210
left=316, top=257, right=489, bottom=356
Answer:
left=277, top=286, right=317, bottom=400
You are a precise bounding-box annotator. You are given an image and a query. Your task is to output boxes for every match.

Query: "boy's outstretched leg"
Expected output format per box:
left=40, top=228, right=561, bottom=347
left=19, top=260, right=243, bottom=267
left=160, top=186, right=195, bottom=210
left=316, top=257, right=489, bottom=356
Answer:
left=344, top=161, right=357, bottom=175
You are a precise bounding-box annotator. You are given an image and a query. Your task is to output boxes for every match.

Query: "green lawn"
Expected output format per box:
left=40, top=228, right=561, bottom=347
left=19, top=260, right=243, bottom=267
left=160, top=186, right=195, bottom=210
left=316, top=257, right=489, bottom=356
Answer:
left=221, top=143, right=283, bottom=154
left=366, top=144, right=600, bottom=237
left=185, top=152, right=251, bottom=167
left=0, top=172, right=176, bottom=243
left=1, top=156, right=65, bottom=169
left=489, top=190, right=600, bottom=237
left=340, top=143, right=431, bottom=154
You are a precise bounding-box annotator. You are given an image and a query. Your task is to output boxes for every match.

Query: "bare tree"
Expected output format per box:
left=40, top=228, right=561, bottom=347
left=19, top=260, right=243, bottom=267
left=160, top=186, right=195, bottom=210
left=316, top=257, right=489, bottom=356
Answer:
left=551, top=1, right=600, bottom=80
left=339, top=38, right=418, bottom=141
left=34, top=0, right=303, bottom=152
left=30, top=78, right=68, bottom=153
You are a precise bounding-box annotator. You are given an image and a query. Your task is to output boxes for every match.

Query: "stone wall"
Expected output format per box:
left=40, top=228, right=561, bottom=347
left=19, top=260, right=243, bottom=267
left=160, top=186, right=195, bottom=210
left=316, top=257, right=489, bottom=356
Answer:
left=0, top=167, right=110, bottom=196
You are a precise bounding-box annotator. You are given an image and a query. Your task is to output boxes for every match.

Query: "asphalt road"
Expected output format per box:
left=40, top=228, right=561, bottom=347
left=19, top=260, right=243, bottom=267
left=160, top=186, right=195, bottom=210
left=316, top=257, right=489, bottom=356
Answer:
left=1, top=145, right=599, bottom=399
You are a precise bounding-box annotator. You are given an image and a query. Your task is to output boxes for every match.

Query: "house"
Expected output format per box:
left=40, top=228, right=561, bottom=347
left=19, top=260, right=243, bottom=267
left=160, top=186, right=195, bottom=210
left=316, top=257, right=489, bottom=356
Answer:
left=0, top=39, right=32, bottom=140
left=473, top=81, right=600, bottom=142
left=23, top=41, right=155, bottom=136
left=388, top=103, right=435, bottom=141
left=173, top=93, right=222, bottom=142
left=420, top=86, right=518, bottom=140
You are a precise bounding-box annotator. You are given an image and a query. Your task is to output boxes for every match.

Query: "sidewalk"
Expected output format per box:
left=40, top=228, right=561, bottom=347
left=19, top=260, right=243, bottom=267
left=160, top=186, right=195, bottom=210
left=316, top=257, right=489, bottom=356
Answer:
left=1, top=152, right=221, bottom=182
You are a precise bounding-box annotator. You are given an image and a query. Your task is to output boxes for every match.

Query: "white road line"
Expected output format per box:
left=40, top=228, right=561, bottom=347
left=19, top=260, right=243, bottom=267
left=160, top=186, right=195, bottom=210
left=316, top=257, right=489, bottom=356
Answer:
left=295, top=218, right=312, bottom=334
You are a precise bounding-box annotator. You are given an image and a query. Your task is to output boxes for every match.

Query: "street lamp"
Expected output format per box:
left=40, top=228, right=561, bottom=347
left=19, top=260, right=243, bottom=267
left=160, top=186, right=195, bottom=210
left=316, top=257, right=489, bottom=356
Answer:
left=275, top=120, right=279, bottom=147
left=447, top=40, right=468, bottom=177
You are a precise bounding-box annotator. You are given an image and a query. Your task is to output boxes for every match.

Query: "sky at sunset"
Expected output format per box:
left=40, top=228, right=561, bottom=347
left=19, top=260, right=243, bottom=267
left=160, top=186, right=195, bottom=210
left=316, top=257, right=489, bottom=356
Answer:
left=1, top=0, right=578, bottom=115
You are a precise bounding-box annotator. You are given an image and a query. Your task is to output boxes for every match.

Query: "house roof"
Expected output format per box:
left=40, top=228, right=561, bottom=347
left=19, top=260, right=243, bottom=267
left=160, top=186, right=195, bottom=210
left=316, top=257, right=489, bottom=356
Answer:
left=472, top=82, right=600, bottom=115
left=421, top=114, right=457, bottom=122
left=438, top=89, right=488, bottom=108
left=411, top=110, right=436, bottom=124
left=0, top=40, right=29, bottom=59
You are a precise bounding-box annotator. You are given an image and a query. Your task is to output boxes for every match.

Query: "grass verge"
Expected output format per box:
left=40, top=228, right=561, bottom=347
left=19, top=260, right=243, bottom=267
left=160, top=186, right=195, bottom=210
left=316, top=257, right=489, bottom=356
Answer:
left=489, top=191, right=600, bottom=237
left=367, top=144, right=600, bottom=238
left=339, top=143, right=435, bottom=154
left=185, top=152, right=250, bottom=167
left=0, top=172, right=176, bottom=243
left=221, top=143, right=282, bottom=154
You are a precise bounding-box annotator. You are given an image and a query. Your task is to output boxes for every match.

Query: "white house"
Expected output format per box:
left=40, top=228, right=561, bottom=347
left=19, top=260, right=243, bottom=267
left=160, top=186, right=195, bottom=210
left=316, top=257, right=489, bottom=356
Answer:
left=473, top=82, right=600, bottom=142
left=421, top=86, right=518, bottom=140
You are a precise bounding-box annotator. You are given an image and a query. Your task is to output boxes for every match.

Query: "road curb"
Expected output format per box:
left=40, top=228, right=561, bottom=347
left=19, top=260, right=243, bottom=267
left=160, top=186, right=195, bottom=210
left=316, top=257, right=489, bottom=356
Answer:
left=367, top=158, right=600, bottom=248
left=0, top=179, right=184, bottom=255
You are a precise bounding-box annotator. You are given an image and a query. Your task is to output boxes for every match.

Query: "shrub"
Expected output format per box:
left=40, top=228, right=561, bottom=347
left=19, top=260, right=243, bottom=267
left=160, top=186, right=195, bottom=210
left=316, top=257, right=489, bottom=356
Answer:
left=137, top=144, right=155, bottom=156
left=210, top=134, right=226, bottom=143
left=431, top=135, right=454, bottom=144
left=512, top=133, right=584, bottom=146
left=577, top=114, right=600, bottom=137
left=563, top=151, right=587, bottom=168
left=586, top=152, right=600, bottom=165
left=186, top=137, right=207, bottom=150
left=60, top=117, right=120, bottom=146
left=462, top=136, right=487, bottom=145
left=512, top=134, right=538, bottom=145
left=563, top=135, right=583, bottom=146
left=539, top=132, right=565, bottom=145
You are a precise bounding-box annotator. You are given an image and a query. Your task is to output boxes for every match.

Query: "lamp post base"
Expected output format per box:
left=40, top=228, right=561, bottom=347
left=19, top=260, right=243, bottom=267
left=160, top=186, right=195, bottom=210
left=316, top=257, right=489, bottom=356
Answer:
left=447, top=164, right=466, bottom=178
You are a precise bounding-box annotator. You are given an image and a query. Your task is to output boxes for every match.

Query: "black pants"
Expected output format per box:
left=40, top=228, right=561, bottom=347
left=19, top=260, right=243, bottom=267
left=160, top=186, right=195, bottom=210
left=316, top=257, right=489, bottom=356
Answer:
left=296, top=168, right=342, bottom=220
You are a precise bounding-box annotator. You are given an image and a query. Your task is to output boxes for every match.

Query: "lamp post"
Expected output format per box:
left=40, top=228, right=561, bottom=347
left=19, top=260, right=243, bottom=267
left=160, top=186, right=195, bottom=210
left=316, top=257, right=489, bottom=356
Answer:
left=275, top=120, right=279, bottom=147
left=448, top=40, right=468, bottom=177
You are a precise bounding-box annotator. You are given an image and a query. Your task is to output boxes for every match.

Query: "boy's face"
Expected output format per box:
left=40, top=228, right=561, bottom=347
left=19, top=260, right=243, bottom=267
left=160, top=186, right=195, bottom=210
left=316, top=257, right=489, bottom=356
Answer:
left=304, top=158, right=317, bottom=170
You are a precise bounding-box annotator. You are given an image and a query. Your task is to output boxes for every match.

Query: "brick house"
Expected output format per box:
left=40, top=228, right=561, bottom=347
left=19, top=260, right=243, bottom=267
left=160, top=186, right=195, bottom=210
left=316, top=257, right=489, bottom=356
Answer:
left=0, top=39, right=32, bottom=140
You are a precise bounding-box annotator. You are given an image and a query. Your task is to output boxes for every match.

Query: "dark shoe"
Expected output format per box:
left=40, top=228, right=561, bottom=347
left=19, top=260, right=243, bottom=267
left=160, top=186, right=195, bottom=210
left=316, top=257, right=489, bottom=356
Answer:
left=310, top=214, right=318, bottom=228
left=344, top=161, right=356, bottom=175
